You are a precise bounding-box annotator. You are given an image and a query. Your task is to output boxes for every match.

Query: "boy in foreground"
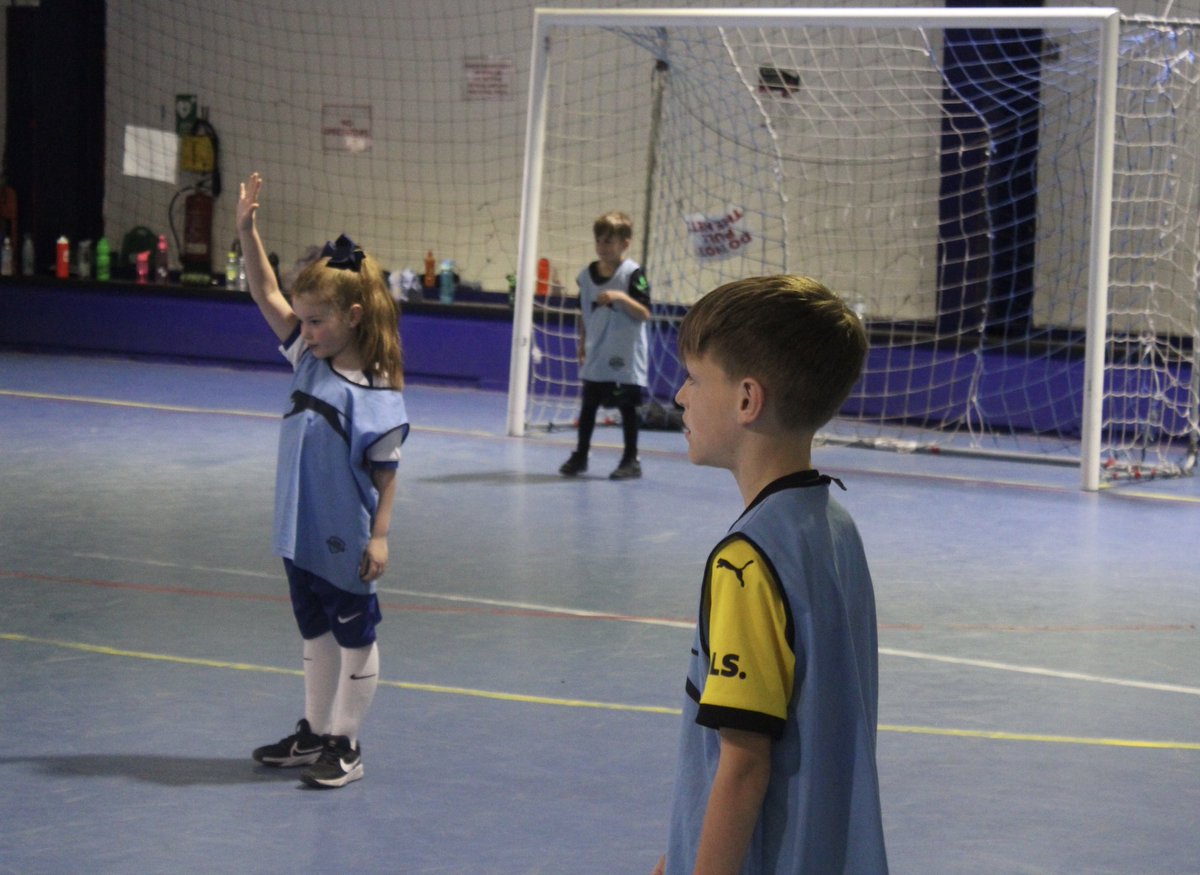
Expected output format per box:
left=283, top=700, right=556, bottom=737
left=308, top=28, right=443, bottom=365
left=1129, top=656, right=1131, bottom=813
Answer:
left=655, top=276, right=888, bottom=874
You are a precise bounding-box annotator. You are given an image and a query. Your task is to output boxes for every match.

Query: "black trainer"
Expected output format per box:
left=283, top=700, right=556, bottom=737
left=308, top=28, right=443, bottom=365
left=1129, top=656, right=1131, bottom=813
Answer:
left=300, top=735, right=364, bottom=789
left=609, top=459, right=642, bottom=480
left=252, top=718, right=324, bottom=767
left=559, top=452, right=588, bottom=476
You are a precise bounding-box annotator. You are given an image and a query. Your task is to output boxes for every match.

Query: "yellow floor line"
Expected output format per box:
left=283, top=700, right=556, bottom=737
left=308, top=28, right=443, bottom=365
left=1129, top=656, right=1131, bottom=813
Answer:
left=5, top=632, right=1199, bottom=750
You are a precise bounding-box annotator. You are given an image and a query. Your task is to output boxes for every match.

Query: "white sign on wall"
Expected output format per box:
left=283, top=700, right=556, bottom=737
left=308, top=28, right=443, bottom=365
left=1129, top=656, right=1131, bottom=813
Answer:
left=122, top=126, right=179, bottom=183
left=685, top=207, right=753, bottom=262
left=322, top=104, right=373, bottom=153
left=463, top=56, right=515, bottom=101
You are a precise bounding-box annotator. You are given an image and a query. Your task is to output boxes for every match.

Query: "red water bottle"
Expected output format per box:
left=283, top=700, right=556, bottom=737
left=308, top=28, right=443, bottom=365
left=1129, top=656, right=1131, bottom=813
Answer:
left=56, top=236, right=70, bottom=278
left=536, top=257, right=550, bottom=297
left=155, top=234, right=170, bottom=283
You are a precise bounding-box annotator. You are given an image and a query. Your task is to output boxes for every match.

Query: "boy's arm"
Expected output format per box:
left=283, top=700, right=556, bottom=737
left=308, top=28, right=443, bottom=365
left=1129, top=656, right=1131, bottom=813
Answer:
left=236, top=173, right=298, bottom=342
left=361, top=466, right=397, bottom=582
left=597, top=289, right=651, bottom=321
left=692, top=728, right=772, bottom=875
left=576, top=309, right=587, bottom=363
left=597, top=266, right=651, bottom=321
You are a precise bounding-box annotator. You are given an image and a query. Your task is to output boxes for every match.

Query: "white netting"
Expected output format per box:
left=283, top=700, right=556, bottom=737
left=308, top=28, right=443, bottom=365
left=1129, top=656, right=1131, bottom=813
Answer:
left=513, top=11, right=1200, bottom=482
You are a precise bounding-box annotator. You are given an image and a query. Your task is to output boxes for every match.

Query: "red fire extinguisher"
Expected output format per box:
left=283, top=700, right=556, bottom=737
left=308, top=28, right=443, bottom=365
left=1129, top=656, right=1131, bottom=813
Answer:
left=182, top=190, right=213, bottom=275
left=176, top=115, right=220, bottom=282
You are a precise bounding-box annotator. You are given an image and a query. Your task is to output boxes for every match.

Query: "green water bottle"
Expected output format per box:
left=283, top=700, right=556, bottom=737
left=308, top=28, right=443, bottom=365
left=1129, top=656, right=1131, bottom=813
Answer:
left=96, top=237, right=111, bottom=281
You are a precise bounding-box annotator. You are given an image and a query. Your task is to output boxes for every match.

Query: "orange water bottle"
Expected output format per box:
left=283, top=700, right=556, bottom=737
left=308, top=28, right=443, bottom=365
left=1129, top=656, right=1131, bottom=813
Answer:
left=536, top=257, right=550, bottom=297
left=423, top=250, right=436, bottom=290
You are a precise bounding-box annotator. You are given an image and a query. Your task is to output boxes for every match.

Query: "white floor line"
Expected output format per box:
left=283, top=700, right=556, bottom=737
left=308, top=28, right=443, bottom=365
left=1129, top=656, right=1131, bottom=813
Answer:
left=69, top=551, right=1196, bottom=694
left=882, top=647, right=1200, bottom=696
left=380, top=586, right=694, bottom=629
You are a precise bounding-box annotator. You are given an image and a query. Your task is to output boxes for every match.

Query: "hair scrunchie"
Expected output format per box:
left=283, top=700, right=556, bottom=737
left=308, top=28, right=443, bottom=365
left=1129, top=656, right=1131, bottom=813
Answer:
left=321, top=234, right=365, bottom=272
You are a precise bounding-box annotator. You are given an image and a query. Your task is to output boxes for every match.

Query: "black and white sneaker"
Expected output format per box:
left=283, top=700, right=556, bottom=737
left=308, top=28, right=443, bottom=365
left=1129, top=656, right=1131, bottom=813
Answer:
left=252, top=718, right=324, bottom=767
left=300, top=735, right=364, bottom=789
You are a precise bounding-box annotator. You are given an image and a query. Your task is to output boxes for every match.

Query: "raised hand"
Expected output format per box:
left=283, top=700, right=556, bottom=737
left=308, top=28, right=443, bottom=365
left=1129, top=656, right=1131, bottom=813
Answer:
left=236, top=172, right=263, bottom=234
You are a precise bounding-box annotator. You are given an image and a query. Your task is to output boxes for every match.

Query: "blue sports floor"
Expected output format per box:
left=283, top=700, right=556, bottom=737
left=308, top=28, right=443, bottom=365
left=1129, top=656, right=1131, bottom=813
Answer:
left=1, top=350, right=1198, bottom=874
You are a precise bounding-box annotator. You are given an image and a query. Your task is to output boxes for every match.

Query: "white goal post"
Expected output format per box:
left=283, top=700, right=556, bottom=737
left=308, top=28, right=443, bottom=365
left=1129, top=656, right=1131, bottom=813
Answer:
left=507, top=7, right=1200, bottom=492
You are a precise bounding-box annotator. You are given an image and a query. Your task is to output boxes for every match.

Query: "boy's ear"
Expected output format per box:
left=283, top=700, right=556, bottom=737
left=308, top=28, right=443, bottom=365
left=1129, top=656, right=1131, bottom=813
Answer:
left=736, top=377, right=766, bottom=425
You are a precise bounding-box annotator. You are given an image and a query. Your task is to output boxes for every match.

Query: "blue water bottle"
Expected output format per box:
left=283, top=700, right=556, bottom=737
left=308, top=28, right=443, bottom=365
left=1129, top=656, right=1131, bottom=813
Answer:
left=439, top=259, right=455, bottom=304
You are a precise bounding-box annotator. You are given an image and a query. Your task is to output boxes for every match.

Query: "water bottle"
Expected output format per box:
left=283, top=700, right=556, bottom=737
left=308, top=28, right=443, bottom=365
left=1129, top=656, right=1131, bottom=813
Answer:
left=155, top=235, right=170, bottom=283
left=423, top=250, right=436, bottom=290
left=226, top=239, right=241, bottom=288
left=56, top=236, right=70, bottom=279
left=135, top=250, right=150, bottom=284
left=0, top=236, right=12, bottom=276
left=21, top=234, right=34, bottom=276
left=77, top=240, right=93, bottom=279
left=438, top=258, right=455, bottom=304
left=96, top=238, right=111, bottom=281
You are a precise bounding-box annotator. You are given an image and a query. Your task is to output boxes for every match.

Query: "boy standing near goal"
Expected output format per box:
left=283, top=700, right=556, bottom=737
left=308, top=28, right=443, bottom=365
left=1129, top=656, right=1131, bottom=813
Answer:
left=558, top=211, right=651, bottom=480
left=654, top=275, right=888, bottom=874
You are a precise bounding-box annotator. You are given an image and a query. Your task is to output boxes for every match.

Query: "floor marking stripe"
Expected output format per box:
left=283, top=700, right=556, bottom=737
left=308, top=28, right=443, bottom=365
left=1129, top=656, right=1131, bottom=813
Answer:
left=380, top=587, right=694, bottom=629
left=0, top=389, right=502, bottom=439
left=1106, top=489, right=1200, bottom=505
left=3, top=566, right=693, bottom=626
left=878, top=724, right=1200, bottom=750
left=6, top=387, right=1198, bottom=501
left=9, top=560, right=1198, bottom=697
left=0, top=389, right=279, bottom=419
left=882, top=647, right=1200, bottom=696
left=70, top=553, right=277, bottom=579
left=0, top=633, right=674, bottom=715
left=5, top=632, right=1198, bottom=749
left=58, top=557, right=1193, bottom=635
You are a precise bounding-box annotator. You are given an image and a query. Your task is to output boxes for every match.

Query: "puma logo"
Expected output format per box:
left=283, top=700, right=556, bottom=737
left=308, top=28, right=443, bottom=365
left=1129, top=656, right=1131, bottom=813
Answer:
left=716, top=557, right=754, bottom=587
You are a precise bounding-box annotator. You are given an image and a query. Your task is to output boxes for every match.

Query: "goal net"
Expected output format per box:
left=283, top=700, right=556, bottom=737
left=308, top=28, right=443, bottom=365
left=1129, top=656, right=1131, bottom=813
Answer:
left=506, top=8, right=1200, bottom=490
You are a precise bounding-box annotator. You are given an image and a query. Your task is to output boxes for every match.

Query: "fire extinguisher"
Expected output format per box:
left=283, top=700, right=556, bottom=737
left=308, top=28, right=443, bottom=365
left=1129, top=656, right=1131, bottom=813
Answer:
left=174, top=115, right=221, bottom=284
left=182, top=189, right=213, bottom=275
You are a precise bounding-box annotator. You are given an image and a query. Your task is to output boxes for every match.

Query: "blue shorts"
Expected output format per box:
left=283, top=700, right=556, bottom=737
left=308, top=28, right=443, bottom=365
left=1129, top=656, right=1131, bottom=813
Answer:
left=284, top=559, right=382, bottom=648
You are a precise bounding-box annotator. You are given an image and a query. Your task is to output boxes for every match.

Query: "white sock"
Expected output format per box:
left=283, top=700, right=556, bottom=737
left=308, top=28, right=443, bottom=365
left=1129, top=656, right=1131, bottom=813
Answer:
left=302, top=632, right=340, bottom=736
left=330, top=642, right=379, bottom=747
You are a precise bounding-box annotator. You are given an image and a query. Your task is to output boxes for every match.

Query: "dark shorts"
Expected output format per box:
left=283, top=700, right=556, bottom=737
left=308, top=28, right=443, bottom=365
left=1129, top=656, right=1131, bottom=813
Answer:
left=584, top=380, right=644, bottom=410
left=284, top=559, right=382, bottom=648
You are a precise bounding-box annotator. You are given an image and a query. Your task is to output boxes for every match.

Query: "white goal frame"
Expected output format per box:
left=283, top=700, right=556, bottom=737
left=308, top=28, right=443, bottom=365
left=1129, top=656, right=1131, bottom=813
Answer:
left=506, top=7, right=1120, bottom=492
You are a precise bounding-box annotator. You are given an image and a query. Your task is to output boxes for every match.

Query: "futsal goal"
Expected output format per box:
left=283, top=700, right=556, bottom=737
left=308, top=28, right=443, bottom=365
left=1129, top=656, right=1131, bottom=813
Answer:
left=505, top=7, right=1200, bottom=491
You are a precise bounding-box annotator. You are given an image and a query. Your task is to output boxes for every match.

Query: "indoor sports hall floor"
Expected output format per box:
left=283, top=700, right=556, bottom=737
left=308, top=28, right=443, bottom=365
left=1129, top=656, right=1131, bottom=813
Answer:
left=1, top=349, right=1197, bottom=875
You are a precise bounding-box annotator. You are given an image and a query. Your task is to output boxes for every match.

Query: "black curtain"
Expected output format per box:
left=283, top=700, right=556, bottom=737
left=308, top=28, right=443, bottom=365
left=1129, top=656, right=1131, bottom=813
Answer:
left=938, top=0, right=1043, bottom=339
left=5, top=0, right=105, bottom=275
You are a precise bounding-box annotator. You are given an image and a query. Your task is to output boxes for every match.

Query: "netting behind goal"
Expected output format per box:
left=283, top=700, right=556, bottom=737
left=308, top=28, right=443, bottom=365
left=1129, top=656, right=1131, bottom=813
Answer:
left=508, top=9, right=1200, bottom=487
